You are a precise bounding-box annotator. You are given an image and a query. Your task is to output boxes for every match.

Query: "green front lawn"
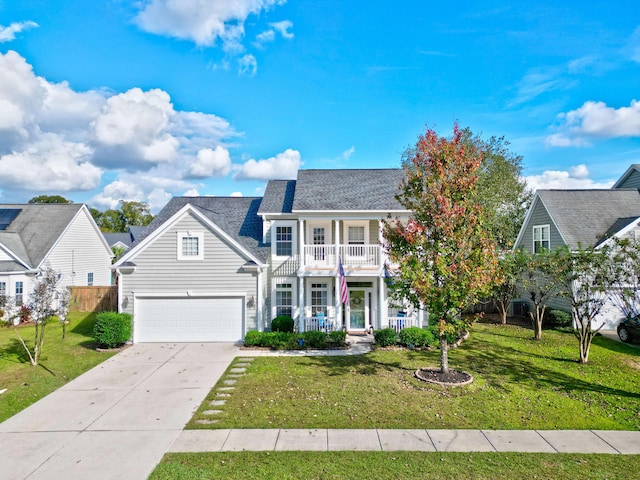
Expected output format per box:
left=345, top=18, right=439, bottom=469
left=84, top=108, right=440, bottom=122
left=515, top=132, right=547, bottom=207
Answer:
left=151, top=452, right=640, bottom=480
left=0, top=312, right=118, bottom=422
left=188, top=323, right=640, bottom=430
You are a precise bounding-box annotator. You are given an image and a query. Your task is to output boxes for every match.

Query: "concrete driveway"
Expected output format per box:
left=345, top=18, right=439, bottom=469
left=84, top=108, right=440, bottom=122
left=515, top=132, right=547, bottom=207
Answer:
left=0, top=342, right=240, bottom=480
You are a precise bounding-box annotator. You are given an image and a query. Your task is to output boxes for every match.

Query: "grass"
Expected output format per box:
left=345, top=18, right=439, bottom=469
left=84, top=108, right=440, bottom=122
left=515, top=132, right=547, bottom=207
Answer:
left=151, top=452, right=640, bottom=479
left=0, top=312, right=118, bottom=422
left=188, top=322, right=640, bottom=430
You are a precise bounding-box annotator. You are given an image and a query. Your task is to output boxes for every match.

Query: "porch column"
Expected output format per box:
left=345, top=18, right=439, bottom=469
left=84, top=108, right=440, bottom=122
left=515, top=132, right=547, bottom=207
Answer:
left=379, top=275, right=387, bottom=330
left=298, top=219, right=305, bottom=269
left=298, top=276, right=305, bottom=332
left=256, top=268, right=263, bottom=331
left=378, top=219, right=385, bottom=267
left=334, top=220, right=342, bottom=326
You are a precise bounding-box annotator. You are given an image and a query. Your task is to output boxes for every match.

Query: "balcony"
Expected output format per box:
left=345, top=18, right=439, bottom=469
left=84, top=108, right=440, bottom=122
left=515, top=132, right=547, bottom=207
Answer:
left=302, top=244, right=380, bottom=269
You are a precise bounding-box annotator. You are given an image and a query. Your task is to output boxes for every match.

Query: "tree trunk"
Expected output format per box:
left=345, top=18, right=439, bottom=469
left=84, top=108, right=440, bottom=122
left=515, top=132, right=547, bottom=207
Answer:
left=498, top=300, right=508, bottom=325
left=440, top=335, right=449, bottom=374
left=579, top=333, right=591, bottom=364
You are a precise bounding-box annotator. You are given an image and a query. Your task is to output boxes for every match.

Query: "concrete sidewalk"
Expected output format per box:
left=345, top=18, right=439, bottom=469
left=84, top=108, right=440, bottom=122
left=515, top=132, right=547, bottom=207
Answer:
left=170, top=428, right=640, bottom=454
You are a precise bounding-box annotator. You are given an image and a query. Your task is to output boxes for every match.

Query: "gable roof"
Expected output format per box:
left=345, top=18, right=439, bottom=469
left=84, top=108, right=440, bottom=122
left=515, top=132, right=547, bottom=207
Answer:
left=536, top=189, right=640, bottom=248
left=0, top=203, right=87, bottom=268
left=291, top=169, right=407, bottom=212
left=612, top=164, right=640, bottom=189
left=258, top=180, right=296, bottom=215
left=135, top=197, right=268, bottom=263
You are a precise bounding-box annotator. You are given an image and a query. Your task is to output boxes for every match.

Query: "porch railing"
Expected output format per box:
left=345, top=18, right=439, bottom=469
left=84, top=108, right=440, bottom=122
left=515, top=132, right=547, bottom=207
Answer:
left=303, top=245, right=336, bottom=267
left=387, top=316, right=419, bottom=332
left=302, top=244, right=381, bottom=268
left=304, top=316, right=338, bottom=333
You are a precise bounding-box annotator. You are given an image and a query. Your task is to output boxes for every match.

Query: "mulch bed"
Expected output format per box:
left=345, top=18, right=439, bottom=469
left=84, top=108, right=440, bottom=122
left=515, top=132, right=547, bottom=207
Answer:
left=415, top=368, right=474, bottom=386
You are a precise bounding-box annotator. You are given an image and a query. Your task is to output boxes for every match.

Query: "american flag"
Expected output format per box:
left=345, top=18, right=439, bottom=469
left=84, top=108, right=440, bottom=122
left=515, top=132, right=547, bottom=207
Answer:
left=339, top=257, right=349, bottom=304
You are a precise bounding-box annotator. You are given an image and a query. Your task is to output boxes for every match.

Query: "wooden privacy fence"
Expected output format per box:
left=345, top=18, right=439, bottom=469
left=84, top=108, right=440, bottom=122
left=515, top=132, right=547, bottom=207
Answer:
left=68, top=286, right=118, bottom=313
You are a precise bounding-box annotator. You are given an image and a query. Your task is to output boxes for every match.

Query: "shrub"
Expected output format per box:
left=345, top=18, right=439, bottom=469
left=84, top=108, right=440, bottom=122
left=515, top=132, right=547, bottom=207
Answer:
left=302, top=330, right=328, bottom=348
left=546, top=309, right=572, bottom=329
left=271, top=315, right=294, bottom=333
left=374, top=328, right=398, bottom=347
left=93, top=312, right=132, bottom=348
left=261, top=331, right=298, bottom=349
left=19, top=305, right=31, bottom=323
left=243, top=330, right=262, bottom=346
left=398, top=326, right=435, bottom=349
left=327, top=330, right=347, bottom=347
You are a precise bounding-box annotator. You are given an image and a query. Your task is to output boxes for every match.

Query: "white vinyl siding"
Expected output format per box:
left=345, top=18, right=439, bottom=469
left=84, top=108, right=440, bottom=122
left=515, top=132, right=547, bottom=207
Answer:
left=119, top=212, right=259, bottom=333
left=45, top=208, right=112, bottom=287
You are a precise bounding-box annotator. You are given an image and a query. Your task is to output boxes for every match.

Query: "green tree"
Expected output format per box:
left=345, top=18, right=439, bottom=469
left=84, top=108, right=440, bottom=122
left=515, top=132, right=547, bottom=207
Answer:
left=120, top=200, right=153, bottom=229
left=383, top=124, right=501, bottom=374
left=28, top=195, right=72, bottom=204
left=461, top=129, right=532, bottom=250
left=553, top=245, right=614, bottom=364
left=607, top=237, right=640, bottom=319
left=98, top=209, right=126, bottom=233
left=492, top=249, right=529, bottom=324
left=518, top=249, right=565, bottom=340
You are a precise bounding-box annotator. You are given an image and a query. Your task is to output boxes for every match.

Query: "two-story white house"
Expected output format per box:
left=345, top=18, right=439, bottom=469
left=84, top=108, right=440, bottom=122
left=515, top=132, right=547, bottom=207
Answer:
left=114, top=168, right=425, bottom=343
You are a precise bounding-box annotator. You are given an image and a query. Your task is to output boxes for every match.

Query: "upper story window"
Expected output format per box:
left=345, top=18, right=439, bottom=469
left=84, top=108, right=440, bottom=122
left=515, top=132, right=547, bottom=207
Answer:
left=177, top=231, right=204, bottom=260
left=87, top=272, right=94, bottom=286
left=533, top=225, right=550, bottom=253
left=272, top=221, right=296, bottom=258
left=348, top=226, right=365, bottom=245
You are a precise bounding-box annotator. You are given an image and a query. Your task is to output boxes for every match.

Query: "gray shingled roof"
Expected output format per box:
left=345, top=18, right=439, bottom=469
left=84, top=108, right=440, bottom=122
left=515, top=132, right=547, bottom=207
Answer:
left=0, top=204, right=84, bottom=269
left=291, top=169, right=406, bottom=211
left=538, top=189, right=640, bottom=248
left=258, top=180, right=296, bottom=214
left=138, top=197, right=268, bottom=263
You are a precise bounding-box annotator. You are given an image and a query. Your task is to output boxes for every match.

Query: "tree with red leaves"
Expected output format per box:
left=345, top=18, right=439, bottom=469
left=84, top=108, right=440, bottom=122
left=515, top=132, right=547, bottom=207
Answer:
left=383, top=124, right=501, bottom=374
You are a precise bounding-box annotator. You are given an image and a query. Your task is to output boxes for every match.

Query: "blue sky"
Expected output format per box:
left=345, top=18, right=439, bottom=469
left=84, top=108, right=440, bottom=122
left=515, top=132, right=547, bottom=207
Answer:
left=1, top=1, right=640, bottom=212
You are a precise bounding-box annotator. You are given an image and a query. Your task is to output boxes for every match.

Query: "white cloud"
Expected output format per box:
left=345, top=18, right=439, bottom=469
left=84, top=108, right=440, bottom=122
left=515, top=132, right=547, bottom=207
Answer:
left=256, top=29, right=275, bottom=45
left=188, top=146, right=232, bottom=178
left=230, top=191, right=243, bottom=197
left=183, top=188, right=200, bottom=197
left=0, top=135, right=101, bottom=191
left=546, top=100, right=640, bottom=147
left=524, top=165, right=614, bottom=191
left=235, top=148, right=302, bottom=180
left=0, top=50, right=239, bottom=205
left=134, top=0, right=285, bottom=49
left=269, top=20, right=293, bottom=39
left=511, top=67, right=569, bottom=106
left=0, top=21, right=38, bottom=43
left=238, top=54, right=257, bottom=77
left=342, top=145, right=355, bottom=160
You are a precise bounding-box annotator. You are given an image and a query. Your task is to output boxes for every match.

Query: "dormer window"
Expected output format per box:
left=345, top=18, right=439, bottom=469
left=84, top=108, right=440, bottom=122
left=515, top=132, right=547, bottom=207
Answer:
left=177, top=232, right=204, bottom=260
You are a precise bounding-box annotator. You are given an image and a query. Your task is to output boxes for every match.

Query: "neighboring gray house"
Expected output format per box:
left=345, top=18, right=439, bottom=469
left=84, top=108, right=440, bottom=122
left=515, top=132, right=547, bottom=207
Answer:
left=514, top=165, right=640, bottom=327
left=0, top=203, right=114, bottom=306
left=103, top=226, right=146, bottom=251
left=113, top=168, right=417, bottom=343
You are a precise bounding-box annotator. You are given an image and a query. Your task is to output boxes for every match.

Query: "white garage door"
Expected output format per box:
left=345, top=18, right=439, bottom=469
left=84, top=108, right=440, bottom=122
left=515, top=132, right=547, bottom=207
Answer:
left=135, top=296, right=244, bottom=342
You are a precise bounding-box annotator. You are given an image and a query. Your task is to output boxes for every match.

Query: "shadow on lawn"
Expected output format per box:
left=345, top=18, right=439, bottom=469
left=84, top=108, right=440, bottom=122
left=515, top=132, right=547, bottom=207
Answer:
left=301, top=350, right=425, bottom=377
left=460, top=338, right=640, bottom=400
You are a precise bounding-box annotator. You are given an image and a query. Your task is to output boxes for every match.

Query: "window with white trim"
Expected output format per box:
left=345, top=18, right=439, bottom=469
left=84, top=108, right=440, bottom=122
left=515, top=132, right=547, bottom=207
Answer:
left=15, top=281, right=23, bottom=306
left=533, top=225, right=550, bottom=253
left=177, top=232, right=204, bottom=260
left=311, top=283, right=328, bottom=317
left=274, top=283, right=293, bottom=318
left=87, top=272, right=94, bottom=286
left=0, top=282, right=6, bottom=296
left=276, top=226, right=293, bottom=257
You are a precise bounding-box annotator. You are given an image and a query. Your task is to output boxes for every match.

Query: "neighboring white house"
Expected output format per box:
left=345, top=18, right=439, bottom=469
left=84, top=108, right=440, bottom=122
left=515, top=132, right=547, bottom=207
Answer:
left=113, top=169, right=424, bottom=343
left=0, top=203, right=114, bottom=307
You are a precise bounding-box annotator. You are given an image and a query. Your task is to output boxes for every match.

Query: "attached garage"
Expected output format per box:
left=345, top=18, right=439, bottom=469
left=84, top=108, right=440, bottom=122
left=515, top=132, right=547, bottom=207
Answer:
left=134, top=296, right=244, bottom=343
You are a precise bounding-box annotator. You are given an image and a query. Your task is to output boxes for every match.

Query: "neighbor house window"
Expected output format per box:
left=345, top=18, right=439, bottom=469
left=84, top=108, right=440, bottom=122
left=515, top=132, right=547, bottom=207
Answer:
left=177, top=232, right=204, bottom=260
left=274, top=283, right=293, bottom=318
left=275, top=226, right=293, bottom=257
left=533, top=225, right=550, bottom=253
left=15, top=281, right=23, bottom=306
left=0, top=282, right=6, bottom=296
left=87, top=272, right=94, bottom=286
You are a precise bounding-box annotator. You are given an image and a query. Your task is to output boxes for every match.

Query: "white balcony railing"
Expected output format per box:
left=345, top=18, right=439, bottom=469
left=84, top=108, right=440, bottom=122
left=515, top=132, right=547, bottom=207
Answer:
left=302, top=244, right=381, bottom=269
left=303, top=245, right=336, bottom=267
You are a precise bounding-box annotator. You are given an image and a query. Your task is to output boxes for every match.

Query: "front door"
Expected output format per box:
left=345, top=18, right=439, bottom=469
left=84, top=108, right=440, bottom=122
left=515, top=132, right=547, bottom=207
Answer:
left=348, top=289, right=368, bottom=331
